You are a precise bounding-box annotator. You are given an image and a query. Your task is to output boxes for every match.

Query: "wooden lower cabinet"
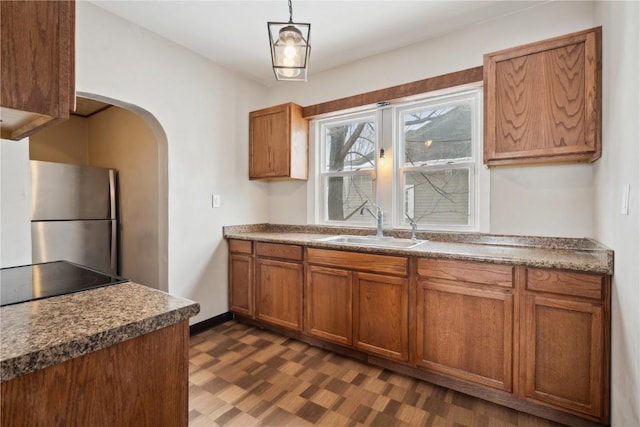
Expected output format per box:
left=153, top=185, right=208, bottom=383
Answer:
left=522, top=268, right=608, bottom=420
left=228, top=239, right=254, bottom=317
left=305, top=265, right=353, bottom=346
left=413, top=259, right=515, bottom=391
left=229, top=240, right=611, bottom=425
left=1, top=322, right=189, bottom=427
left=414, top=279, right=514, bottom=392
left=354, top=272, right=409, bottom=362
left=229, top=254, right=253, bottom=316
left=305, top=248, right=410, bottom=362
left=255, top=258, right=303, bottom=331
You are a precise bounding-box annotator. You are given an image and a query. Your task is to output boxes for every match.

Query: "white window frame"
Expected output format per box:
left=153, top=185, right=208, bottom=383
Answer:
left=393, top=88, right=483, bottom=231
left=314, top=110, right=380, bottom=226
left=309, top=83, right=488, bottom=232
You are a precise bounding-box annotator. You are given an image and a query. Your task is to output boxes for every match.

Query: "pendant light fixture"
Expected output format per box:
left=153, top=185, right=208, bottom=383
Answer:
left=267, top=0, right=311, bottom=81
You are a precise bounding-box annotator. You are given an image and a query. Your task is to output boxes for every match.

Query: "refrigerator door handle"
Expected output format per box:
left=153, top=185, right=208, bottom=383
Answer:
left=110, top=220, right=118, bottom=272
left=109, top=169, right=117, bottom=219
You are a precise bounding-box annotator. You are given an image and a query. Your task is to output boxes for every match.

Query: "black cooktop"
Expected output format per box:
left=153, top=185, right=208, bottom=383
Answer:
left=0, top=261, right=127, bottom=307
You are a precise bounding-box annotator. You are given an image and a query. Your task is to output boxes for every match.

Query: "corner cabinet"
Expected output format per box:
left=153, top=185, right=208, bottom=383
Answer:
left=249, top=103, right=308, bottom=181
left=484, top=27, right=601, bottom=166
left=1, top=0, right=75, bottom=140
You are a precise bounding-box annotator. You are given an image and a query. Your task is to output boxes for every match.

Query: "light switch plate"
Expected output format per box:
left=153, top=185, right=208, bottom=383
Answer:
left=213, top=194, right=221, bottom=208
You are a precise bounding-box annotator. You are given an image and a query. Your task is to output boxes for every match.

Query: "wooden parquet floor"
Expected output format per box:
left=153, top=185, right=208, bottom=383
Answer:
left=188, top=320, right=565, bottom=426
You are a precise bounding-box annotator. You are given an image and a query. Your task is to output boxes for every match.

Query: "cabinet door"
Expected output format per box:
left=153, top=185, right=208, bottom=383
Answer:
left=414, top=280, right=513, bottom=392
left=484, top=27, right=601, bottom=166
left=249, top=105, right=290, bottom=179
left=305, top=266, right=353, bottom=346
left=354, top=272, right=408, bottom=361
left=229, top=254, right=253, bottom=317
left=1, top=0, right=75, bottom=140
left=249, top=103, right=308, bottom=180
left=524, top=294, right=604, bottom=418
left=255, top=258, right=303, bottom=331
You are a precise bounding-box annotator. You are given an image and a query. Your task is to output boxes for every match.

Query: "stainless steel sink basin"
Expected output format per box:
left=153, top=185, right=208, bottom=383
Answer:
left=315, top=235, right=427, bottom=249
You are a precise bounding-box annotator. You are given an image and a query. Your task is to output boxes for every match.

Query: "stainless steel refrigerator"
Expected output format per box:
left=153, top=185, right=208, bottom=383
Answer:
left=30, top=160, right=119, bottom=275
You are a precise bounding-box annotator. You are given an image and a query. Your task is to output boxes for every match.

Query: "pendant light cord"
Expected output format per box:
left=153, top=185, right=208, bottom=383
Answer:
left=288, top=0, right=294, bottom=22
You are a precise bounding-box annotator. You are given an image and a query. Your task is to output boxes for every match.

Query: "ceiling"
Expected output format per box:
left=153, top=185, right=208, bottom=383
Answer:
left=89, top=0, right=548, bottom=87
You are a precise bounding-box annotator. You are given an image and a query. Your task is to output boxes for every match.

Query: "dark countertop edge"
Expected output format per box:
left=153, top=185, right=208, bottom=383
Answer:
left=0, top=300, right=199, bottom=383
left=223, top=225, right=613, bottom=275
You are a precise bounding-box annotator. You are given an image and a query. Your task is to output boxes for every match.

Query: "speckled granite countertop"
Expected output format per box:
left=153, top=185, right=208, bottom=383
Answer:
left=0, top=282, right=199, bottom=382
left=224, top=224, right=613, bottom=275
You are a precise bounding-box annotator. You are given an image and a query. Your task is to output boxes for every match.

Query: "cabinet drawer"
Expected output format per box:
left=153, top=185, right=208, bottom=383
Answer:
left=307, top=248, right=407, bottom=277
left=256, top=242, right=303, bottom=261
left=229, top=239, right=252, bottom=254
left=417, top=258, right=513, bottom=288
left=526, top=268, right=604, bottom=300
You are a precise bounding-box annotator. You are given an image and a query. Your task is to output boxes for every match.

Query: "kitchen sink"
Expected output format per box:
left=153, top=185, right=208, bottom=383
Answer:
left=315, top=235, right=427, bottom=249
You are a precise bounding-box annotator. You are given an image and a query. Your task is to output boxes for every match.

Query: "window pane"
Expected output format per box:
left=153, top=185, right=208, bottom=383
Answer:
left=402, top=169, right=470, bottom=226
left=324, top=174, right=374, bottom=223
left=402, top=104, right=472, bottom=166
left=324, top=120, right=376, bottom=172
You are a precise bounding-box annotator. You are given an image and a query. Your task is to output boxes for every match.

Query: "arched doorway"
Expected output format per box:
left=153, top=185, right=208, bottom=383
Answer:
left=29, top=94, right=168, bottom=292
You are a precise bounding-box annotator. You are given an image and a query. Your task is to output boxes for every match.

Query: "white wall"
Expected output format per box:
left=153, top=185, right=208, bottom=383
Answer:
left=265, top=0, right=597, bottom=238
left=76, top=2, right=270, bottom=323
left=594, top=2, right=640, bottom=425
left=0, top=139, right=31, bottom=268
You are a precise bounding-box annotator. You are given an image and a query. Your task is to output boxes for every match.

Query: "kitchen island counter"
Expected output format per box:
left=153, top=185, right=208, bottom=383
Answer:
left=0, top=281, right=199, bottom=382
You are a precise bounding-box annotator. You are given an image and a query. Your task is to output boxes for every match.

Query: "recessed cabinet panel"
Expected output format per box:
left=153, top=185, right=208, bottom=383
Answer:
left=414, top=280, right=513, bottom=392
left=229, top=254, right=253, bottom=317
left=307, top=248, right=408, bottom=276
left=305, top=266, right=353, bottom=346
left=354, top=272, right=408, bottom=361
left=255, top=258, right=303, bottom=331
left=417, top=258, right=513, bottom=287
left=484, top=27, right=601, bottom=166
left=524, top=294, right=604, bottom=417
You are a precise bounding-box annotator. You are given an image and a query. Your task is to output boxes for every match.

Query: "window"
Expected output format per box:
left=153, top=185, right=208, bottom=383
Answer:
left=312, top=85, right=485, bottom=231
left=317, top=112, right=378, bottom=224
left=396, top=90, right=480, bottom=229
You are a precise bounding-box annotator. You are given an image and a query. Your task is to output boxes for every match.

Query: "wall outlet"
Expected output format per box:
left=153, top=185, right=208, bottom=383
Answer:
left=212, top=194, right=221, bottom=208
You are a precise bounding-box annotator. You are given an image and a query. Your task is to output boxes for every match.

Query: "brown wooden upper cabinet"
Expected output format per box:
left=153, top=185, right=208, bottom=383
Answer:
left=249, top=102, right=308, bottom=180
left=1, top=0, right=76, bottom=141
left=483, top=27, right=601, bottom=166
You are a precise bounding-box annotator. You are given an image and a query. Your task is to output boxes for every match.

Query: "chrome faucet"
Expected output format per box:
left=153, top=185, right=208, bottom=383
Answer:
left=361, top=204, right=384, bottom=238
left=410, top=222, right=418, bottom=241
left=405, top=213, right=418, bottom=241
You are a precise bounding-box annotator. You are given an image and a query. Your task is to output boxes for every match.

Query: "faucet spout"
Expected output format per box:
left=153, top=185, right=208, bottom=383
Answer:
left=361, top=204, right=384, bottom=238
